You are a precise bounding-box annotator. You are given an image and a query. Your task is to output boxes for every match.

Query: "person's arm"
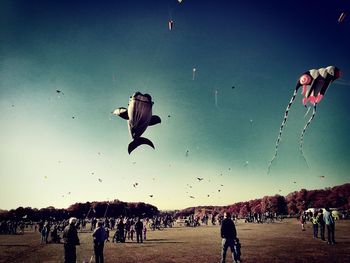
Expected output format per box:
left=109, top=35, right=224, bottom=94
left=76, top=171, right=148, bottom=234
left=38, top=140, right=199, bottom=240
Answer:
left=220, top=221, right=225, bottom=238
left=232, top=223, right=237, bottom=239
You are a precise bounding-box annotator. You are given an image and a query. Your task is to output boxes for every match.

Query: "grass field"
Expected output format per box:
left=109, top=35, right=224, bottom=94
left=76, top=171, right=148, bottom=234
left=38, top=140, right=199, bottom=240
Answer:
left=0, top=219, right=349, bottom=263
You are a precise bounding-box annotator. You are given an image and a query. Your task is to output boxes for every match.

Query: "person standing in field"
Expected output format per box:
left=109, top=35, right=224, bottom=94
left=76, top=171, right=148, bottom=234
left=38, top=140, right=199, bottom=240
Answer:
left=62, top=217, right=80, bottom=263
left=310, top=211, right=319, bottom=238
left=135, top=218, right=143, bottom=243
left=299, top=212, right=306, bottom=231
left=323, top=207, right=336, bottom=245
left=317, top=209, right=326, bottom=241
left=92, top=221, right=107, bottom=263
left=220, top=212, right=240, bottom=263
left=41, top=223, right=47, bottom=244
left=143, top=223, right=147, bottom=240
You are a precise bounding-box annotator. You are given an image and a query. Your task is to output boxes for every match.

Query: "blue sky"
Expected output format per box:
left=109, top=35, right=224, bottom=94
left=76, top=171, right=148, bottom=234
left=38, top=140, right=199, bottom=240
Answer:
left=1, top=0, right=350, bottom=210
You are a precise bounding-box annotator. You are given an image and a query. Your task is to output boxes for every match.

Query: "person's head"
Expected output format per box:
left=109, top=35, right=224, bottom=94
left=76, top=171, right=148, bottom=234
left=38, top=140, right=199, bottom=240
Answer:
left=319, top=209, right=323, bottom=214
left=224, top=212, right=231, bottom=219
left=69, top=217, right=77, bottom=225
left=325, top=207, right=330, bottom=212
left=97, top=221, right=104, bottom=227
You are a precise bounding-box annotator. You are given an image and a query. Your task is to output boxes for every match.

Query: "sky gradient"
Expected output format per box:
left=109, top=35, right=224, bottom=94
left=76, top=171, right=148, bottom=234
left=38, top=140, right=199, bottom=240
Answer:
left=1, top=0, right=350, bottom=210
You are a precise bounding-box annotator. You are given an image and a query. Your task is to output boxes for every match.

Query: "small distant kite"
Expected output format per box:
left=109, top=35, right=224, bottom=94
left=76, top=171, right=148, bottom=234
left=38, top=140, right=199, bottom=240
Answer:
left=244, top=161, right=249, bottom=167
left=207, top=194, right=210, bottom=197
left=218, top=189, right=221, bottom=192
left=197, top=177, right=203, bottom=182
left=56, top=89, right=64, bottom=94
left=192, top=68, right=196, bottom=80
left=149, top=195, right=153, bottom=198
left=268, top=66, right=341, bottom=173
left=98, top=178, right=103, bottom=183
left=113, top=92, right=161, bottom=154
left=214, top=89, right=218, bottom=107
left=133, top=182, right=139, bottom=188
left=189, top=196, right=195, bottom=199
left=44, top=176, right=48, bottom=180
left=232, top=86, right=235, bottom=89
left=319, top=175, right=325, bottom=179
left=185, top=150, right=189, bottom=157
left=338, top=12, right=346, bottom=23
left=168, top=20, right=174, bottom=30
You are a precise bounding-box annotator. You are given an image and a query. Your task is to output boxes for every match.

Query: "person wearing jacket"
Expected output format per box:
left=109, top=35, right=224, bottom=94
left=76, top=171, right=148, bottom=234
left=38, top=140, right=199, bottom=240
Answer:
left=220, top=212, right=240, bottom=263
left=92, top=221, right=107, bottom=263
left=62, top=217, right=80, bottom=263
left=323, top=207, right=336, bottom=245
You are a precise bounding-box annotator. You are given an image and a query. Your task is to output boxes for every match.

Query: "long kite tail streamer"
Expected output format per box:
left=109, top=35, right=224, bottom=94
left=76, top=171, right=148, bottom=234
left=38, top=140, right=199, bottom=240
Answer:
left=304, top=106, right=311, bottom=118
left=299, top=103, right=317, bottom=167
left=267, top=88, right=299, bottom=174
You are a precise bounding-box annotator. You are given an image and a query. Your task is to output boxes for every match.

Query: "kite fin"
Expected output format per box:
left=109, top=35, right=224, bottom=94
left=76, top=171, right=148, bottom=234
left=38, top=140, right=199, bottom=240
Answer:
left=113, top=107, right=129, bottom=120
left=149, top=115, right=161, bottom=126
left=128, top=137, right=155, bottom=154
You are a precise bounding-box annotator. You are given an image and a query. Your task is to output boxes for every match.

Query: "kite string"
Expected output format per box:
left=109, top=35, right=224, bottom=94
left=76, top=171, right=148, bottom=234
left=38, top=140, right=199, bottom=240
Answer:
left=299, top=103, right=317, bottom=168
left=267, top=88, right=299, bottom=174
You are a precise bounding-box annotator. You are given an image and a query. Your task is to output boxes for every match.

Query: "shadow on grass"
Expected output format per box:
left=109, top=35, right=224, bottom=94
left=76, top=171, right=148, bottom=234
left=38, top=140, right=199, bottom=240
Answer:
left=0, top=244, right=30, bottom=247
left=119, top=238, right=185, bottom=244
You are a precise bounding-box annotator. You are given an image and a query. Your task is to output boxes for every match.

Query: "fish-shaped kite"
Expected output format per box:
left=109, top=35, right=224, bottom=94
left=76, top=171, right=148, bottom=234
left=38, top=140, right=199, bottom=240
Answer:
left=114, top=92, right=161, bottom=154
left=268, top=66, right=341, bottom=174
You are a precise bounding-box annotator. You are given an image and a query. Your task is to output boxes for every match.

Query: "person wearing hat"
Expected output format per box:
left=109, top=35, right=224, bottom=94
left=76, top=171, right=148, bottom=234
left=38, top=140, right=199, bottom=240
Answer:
left=220, top=212, right=240, bottom=263
left=92, top=220, right=107, bottom=263
left=62, top=217, right=80, bottom=263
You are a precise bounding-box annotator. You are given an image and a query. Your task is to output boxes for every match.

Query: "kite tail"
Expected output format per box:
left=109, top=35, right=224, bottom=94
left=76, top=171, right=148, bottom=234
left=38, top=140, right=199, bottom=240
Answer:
left=299, top=104, right=317, bottom=168
left=267, top=88, right=299, bottom=174
left=128, top=137, right=155, bottom=154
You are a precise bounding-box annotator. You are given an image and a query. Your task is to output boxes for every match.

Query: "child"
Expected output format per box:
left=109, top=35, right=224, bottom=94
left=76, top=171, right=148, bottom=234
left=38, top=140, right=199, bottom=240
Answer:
left=311, top=212, right=319, bottom=238
left=233, top=238, right=242, bottom=263
left=300, top=213, right=306, bottom=231
left=143, top=224, right=147, bottom=240
left=130, top=224, right=135, bottom=241
left=41, top=224, right=47, bottom=244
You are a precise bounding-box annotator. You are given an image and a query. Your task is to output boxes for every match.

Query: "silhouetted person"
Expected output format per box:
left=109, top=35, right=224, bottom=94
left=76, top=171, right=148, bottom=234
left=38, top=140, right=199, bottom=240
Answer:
left=135, top=218, right=143, bottom=243
left=220, top=212, right=239, bottom=263
left=93, top=221, right=107, bottom=263
left=318, top=209, right=326, bottom=241
left=62, top=217, right=80, bottom=263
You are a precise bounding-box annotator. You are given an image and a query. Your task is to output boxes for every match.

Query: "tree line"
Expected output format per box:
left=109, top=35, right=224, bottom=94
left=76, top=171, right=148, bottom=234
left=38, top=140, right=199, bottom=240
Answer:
left=175, top=183, right=350, bottom=218
left=0, top=200, right=159, bottom=221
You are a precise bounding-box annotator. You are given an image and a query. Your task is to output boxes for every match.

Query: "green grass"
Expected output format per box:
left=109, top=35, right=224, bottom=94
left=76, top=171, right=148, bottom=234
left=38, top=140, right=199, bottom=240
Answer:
left=0, top=219, right=349, bottom=262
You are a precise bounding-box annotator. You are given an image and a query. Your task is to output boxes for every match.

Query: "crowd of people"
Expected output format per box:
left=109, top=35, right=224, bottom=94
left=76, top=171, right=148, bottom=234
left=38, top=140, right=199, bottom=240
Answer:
left=1, top=209, right=348, bottom=262
left=0, top=220, right=26, bottom=235
left=300, top=207, right=336, bottom=245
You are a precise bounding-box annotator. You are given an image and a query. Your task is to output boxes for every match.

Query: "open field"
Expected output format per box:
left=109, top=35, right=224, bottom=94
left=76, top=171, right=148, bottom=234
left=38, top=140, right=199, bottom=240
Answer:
left=0, top=219, right=350, bottom=263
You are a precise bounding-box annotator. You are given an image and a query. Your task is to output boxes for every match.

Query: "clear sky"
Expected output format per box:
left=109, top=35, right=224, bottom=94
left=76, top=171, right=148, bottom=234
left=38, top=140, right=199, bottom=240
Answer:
left=1, top=0, right=350, bottom=210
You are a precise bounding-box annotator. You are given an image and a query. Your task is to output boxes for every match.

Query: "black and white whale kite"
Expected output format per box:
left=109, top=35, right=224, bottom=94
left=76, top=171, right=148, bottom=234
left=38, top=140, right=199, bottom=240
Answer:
left=268, top=66, right=341, bottom=174
left=114, top=92, right=161, bottom=154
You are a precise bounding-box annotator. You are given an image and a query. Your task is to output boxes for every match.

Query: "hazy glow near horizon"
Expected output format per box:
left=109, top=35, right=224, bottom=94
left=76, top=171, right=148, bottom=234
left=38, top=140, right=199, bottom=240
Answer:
left=1, top=0, right=350, bottom=210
